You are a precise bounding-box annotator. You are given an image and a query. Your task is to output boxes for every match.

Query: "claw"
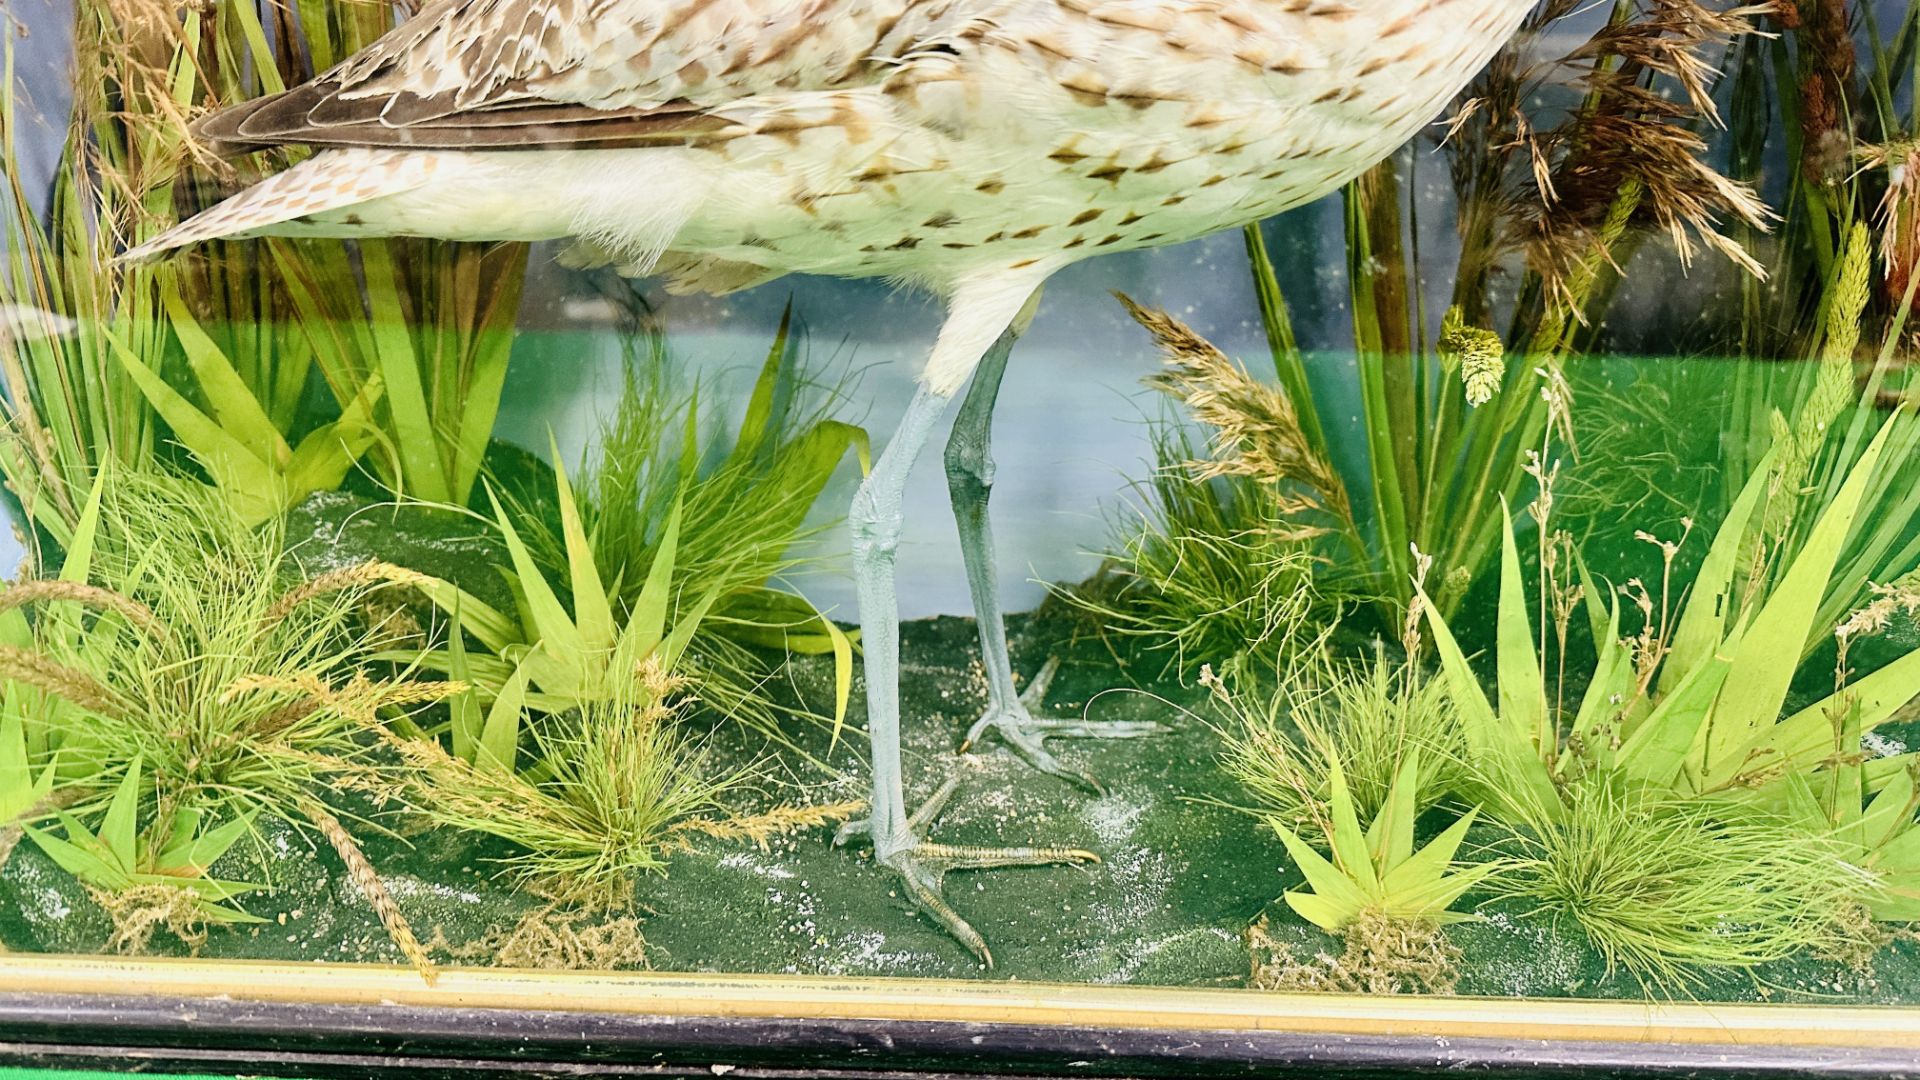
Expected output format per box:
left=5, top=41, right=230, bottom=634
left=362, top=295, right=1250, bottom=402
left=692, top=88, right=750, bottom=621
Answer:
left=839, top=774, right=1098, bottom=968
left=959, top=657, right=1167, bottom=792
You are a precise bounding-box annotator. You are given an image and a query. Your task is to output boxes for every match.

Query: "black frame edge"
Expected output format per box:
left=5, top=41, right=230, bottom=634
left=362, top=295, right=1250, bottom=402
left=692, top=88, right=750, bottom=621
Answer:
left=0, top=991, right=1915, bottom=1079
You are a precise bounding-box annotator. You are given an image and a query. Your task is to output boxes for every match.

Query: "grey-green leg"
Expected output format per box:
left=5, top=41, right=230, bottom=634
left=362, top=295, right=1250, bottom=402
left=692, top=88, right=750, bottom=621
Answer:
left=835, top=361, right=1095, bottom=969
left=944, top=322, right=1164, bottom=794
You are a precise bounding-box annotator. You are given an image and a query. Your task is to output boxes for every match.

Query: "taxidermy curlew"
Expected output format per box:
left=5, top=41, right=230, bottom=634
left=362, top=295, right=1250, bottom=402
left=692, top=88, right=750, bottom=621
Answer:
left=131, top=0, right=1540, bottom=966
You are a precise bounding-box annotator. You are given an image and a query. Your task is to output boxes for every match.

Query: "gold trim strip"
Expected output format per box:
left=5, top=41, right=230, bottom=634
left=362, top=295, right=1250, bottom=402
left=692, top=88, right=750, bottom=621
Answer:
left=0, top=954, right=1914, bottom=1050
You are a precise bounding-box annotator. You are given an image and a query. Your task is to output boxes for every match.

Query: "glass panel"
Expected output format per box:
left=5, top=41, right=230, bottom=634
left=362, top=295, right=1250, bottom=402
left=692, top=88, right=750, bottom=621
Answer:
left=0, top=0, right=1916, bottom=1018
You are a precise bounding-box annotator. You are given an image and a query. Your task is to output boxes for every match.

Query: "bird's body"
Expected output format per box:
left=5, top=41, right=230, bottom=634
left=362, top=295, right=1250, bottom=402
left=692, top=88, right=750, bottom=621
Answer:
left=137, top=0, right=1538, bottom=964
left=141, top=0, right=1525, bottom=376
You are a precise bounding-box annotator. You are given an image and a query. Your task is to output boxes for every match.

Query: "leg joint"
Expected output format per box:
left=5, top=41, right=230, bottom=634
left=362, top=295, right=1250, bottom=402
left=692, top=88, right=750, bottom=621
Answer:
left=849, top=482, right=902, bottom=561
left=943, top=430, right=995, bottom=492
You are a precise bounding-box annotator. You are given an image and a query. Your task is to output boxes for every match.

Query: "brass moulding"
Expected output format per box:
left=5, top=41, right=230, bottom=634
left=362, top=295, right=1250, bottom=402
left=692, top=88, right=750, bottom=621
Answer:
left=1, top=953, right=1918, bottom=1048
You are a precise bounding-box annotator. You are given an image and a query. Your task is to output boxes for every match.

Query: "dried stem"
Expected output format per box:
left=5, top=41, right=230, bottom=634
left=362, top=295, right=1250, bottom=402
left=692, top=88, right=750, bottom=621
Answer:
left=0, top=579, right=168, bottom=643
left=0, top=644, right=126, bottom=716
left=299, top=798, right=436, bottom=983
left=260, top=562, right=432, bottom=630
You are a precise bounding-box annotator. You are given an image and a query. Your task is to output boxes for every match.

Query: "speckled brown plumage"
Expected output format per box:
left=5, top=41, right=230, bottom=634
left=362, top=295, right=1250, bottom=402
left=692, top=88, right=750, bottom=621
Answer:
left=133, top=0, right=1535, bottom=390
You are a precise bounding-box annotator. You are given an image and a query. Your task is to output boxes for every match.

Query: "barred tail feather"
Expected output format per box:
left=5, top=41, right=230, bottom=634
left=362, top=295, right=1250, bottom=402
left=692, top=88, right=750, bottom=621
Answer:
left=117, top=148, right=442, bottom=261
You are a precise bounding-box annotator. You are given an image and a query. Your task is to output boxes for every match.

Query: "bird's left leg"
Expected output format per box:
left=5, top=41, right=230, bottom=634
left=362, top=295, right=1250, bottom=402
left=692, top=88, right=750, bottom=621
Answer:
left=945, top=297, right=1164, bottom=793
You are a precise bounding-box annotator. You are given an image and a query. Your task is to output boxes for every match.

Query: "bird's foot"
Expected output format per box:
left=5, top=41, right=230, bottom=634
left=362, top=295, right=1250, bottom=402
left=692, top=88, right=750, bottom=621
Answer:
left=958, top=657, right=1165, bottom=793
left=833, top=775, right=1098, bottom=968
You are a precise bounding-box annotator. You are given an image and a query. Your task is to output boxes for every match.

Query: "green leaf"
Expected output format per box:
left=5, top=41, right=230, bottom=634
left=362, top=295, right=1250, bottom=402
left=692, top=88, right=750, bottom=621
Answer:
left=548, top=435, right=617, bottom=652
left=1379, top=808, right=1479, bottom=897
left=1662, top=448, right=1775, bottom=694
left=1365, top=751, right=1420, bottom=872
left=822, top=615, right=854, bottom=749
left=477, top=657, right=532, bottom=774
left=728, top=302, right=791, bottom=465
left=1617, top=656, right=1729, bottom=791
left=411, top=576, right=521, bottom=655
left=1421, top=583, right=1558, bottom=820
left=1861, top=764, right=1915, bottom=851
left=109, top=332, right=280, bottom=522
left=447, top=603, right=482, bottom=764
left=1275, top=824, right=1371, bottom=922
left=1570, top=599, right=1630, bottom=760
left=1495, top=505, right=1545, bottom=752
left=656, top=583, right=722, bottom=673
left=1707, top=418, right=1894, bottom=784
left=25, top=824, right=127, bottom=888
left=100, top=757, right=141, bottom=869
left=1757, top=646, right=1920, bottom=773
left=167, top=811, right=256, bottom=876
left=628, top=496, right=685, bottom=659
left=1324, top=756, right=1379, bottom=893
left=57, top=467, right=107, bottom=586
left=283, top=374, right=384, bottom=496
left=1386, top=858, right=1502, bottom=919
left=1283, top=889, right=1353, bottom=933
left=1420, top=583, right=1498, bottom=753
left=487, top=486, right=587, bottom=660
left=159, top=281, right=288, bottom=466
left=0, top=711, right=53, bottom=821
left=359, top=243, right=450, bottom=503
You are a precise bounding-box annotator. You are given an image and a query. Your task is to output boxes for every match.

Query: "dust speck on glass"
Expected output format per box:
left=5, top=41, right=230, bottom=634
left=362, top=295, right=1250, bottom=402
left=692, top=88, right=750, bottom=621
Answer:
left=3, top=0, right=1920, bottom=1007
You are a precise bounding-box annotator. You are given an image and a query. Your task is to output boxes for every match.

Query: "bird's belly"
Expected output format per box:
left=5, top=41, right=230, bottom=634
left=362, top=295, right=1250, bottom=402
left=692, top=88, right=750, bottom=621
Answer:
left=655, top=118, right=1358, bottom=289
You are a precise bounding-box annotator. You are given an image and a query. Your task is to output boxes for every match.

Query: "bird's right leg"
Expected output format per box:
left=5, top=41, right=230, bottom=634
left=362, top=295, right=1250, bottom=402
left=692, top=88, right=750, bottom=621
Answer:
left=832, top=277, right=1094, bottom=968
left=944, top=304, right=1163, bottom=794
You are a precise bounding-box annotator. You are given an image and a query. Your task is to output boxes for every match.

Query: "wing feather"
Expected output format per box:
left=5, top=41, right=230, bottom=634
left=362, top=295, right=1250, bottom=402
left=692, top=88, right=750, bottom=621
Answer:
left=194, top=0, right=936, bottom=152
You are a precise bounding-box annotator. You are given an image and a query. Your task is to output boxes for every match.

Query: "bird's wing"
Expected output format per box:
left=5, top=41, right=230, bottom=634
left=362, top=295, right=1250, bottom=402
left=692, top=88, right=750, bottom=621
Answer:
left=198, top=0, right=1000, bottom=151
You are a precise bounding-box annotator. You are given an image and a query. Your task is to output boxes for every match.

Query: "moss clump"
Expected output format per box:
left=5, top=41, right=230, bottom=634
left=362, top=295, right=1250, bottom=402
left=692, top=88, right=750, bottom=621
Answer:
left=93, top=883, right=210, bottom=955
left=1247, top=912, right=1460, bottom=995
left=435, top=907, right=651, bottom=971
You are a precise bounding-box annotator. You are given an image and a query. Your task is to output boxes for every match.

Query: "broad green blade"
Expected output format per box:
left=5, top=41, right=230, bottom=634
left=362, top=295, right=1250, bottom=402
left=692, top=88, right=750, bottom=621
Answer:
left=1325, top=757, right=1379, bottom=893
left=1707, top=417, right=1895, bottom=785
left=1385, top=857, right=1502, bottom=918
left=100, top=757, right=141, bottom=869
left=0, top=711, right=50, bottom=820
left=1617, top=656, right=1729, bottom=791
left=1365, top=751, right=1420, bottom=871
left=158, top=281, right=288, bottom=465
left=1861, top=765, right=1915, bottom=851
left=284, top=373, right=385, bottom=496
left=728, top=302, right=791, bottom=466
left=1283, top=889, right=1352, bottom=933
left=654, top=583, right=723, bottom=676
left=110, top=331, right=279, bottom=520
left=486, top=487, right=587, bottom=660
left=1759, top=646, right=1920, bottom=773
left=1495, top=505, right=1546, bottom=752
left=447, top=600, right=482, bottom=763
left=1275, top=825, right=1370, bottom=915
left=1421, top=583, right=1558, bottom=819
left=359, top=243, right=450, bottom=503
left=1570, top=599, right=1630, bottom=761
left=24, top=824, right=126, bottom=888
left=411, top=576, right=520, bottom=654
left=628, top=496, right=685, bottom=658
left=1379, top=808, right=1478, bottom=896
left=1661, top=448, right=1775, bottom=694
left=548, top=435, right=616, bottom=652
left=1419, top=584, right=1498, bottom=752
left=56, top=467, right=107, bottom=585
left=477, top=658, right=532, bottom=774
left=170, top=811, right=256, bottom=875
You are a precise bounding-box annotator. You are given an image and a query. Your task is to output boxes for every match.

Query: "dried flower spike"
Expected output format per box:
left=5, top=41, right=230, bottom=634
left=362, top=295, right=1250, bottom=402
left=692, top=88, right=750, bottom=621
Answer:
left=1439, top=309, right=1506, bottom=407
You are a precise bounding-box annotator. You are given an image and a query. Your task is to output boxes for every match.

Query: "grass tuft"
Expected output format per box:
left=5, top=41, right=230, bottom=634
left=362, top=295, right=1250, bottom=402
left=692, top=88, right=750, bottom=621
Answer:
left=1488, top=787, right=1865, bottom=987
